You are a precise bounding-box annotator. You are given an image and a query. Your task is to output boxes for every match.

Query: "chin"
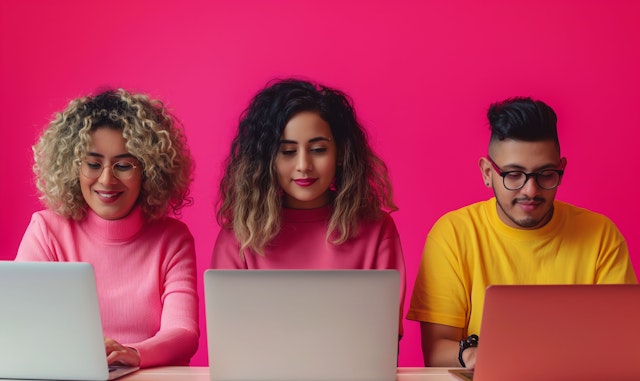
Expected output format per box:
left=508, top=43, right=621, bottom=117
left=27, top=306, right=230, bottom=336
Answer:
left=515, top=220, right=541, bottom=229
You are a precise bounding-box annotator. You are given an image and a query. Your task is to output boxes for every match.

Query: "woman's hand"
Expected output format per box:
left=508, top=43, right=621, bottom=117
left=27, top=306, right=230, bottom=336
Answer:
left=104, top=337, right=141, bottom=367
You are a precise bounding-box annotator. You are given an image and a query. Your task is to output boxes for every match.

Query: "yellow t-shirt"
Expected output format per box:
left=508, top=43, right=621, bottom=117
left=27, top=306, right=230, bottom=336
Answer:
left=407, top=198, right=637, bottom=337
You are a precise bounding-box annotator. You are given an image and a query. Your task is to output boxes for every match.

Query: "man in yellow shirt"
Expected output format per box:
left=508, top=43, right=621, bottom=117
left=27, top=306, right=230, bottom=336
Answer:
left=406, top=97, right=637, bottom=369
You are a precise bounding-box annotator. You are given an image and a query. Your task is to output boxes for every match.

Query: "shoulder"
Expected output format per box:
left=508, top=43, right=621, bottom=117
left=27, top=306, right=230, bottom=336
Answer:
left=555, top=201, right=621, bottom=231
left=432, top=200, right=490, bottom=228
left=361, top=210, right=398, bottom=230
left=211, top=228, right=245, bottom=268
left=31, top=209, right=68, bottom=222
left=353, top=211, right=400, bottom=243
left=149, top=216, right=192, bottom=234
left=28, top=209, right=73, bottom=231
left=556, top=200, right=607, bottom=218
left=145, top=216, right=195, bottom=246
left=213, top=227, right=239, bottom=248
left=18, top=210, right=75, bottom=261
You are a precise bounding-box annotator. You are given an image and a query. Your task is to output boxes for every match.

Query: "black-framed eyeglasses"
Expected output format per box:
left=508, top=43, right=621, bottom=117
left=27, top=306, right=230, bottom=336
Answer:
left=79, top=160, right=139, bottom=180
left=486, top=156, right=564, bottom=190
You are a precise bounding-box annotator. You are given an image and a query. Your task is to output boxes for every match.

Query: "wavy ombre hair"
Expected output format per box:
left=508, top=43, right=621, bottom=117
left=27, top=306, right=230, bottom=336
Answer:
left=33, top=88, right=193, bottom=220
left=217, top=78, right=397, bottom=256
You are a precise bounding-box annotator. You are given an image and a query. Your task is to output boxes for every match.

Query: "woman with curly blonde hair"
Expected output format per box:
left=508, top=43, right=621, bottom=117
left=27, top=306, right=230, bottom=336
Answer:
left=16, top=89, right=199, bottom=368
left=211, top=78, right=406, bottom=335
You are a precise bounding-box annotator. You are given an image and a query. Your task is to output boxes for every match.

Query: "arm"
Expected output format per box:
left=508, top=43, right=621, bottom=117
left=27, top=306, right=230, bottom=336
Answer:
left=210, top=228, right=248, bottom=269
left=407, top=214, right=474, bottom=366
left=15, top=211, right=59, bottom=261
left=594, top=225, right=638, bottom=284
left=420, top=322, right=477, bottom=368
left=374, top=214, right=406, bottom=338
left=127, top=230, right=200, bottom=368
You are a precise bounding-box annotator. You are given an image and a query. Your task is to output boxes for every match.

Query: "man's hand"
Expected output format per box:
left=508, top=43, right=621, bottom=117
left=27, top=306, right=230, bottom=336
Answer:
left=461, top=346, right=478, bottom=369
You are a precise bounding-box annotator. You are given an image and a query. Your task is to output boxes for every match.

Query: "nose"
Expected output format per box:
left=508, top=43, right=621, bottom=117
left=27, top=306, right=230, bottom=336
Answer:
left=518, top=174, right=540, bottom=196
left=296, top=151, right=312, bottom=173
left=98, top=165, right=118, bottom=185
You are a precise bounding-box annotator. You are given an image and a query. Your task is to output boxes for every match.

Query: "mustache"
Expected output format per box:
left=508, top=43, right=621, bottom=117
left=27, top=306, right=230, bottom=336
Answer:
left=512, top=196, right=545, bottom=205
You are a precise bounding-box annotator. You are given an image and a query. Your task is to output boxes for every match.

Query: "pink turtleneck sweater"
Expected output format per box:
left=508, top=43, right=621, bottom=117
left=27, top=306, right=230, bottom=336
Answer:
left=15, top=207, right=199, bottom=368
left=211, top=206, right=406, bottom=335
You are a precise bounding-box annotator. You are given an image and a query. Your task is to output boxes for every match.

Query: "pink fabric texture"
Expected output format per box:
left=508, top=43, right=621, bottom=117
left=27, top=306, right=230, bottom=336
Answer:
left=211, top=206, right=406, bottom=334
left=16, top=207, right=199, bottom=368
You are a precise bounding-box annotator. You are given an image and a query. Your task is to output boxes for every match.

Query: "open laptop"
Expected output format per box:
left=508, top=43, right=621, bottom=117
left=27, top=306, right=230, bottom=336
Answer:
left=449, top=284, right=640, bottom=381
left=0, top=261, right=139, bottom=381
left=204, top=270, right=400, bottom=381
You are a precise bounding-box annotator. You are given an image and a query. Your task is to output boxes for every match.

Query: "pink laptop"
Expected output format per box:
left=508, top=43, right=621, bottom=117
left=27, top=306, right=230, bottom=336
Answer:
left=450, top=284, right=640, bottom=381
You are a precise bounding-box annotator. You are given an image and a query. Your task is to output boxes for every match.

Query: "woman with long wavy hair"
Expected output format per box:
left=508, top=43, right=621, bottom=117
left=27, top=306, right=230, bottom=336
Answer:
left=211, top=78, right=406, bottom=335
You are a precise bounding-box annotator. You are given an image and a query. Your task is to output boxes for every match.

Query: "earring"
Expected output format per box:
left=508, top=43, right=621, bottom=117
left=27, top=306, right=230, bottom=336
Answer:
left=329, top=178, right=337, bottom=191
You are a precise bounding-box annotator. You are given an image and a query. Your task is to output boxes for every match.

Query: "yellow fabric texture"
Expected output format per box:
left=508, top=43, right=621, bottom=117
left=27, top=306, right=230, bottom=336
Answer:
left=407, top=198, right=637, bottom=337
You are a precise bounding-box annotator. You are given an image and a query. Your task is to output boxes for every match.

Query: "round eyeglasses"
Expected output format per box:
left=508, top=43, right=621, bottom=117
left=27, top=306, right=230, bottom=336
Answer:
left=79, top=160, right=139, bottom=180
left=487, top=156, right=564, bottom=190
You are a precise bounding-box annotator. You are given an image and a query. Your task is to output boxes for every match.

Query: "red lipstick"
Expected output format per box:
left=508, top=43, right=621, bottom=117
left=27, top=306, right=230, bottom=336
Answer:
left=293, top=178, right=317, bottom=187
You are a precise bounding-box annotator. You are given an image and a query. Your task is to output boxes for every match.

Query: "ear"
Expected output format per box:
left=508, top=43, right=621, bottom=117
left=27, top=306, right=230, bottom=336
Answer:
left=560, top=156, right=567, bottom=169
left=478, top=157, right=492, bottom=187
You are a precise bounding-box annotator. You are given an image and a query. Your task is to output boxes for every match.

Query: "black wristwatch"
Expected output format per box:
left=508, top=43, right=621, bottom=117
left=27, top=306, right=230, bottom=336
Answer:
left=458, top=334, right=479, bottom=367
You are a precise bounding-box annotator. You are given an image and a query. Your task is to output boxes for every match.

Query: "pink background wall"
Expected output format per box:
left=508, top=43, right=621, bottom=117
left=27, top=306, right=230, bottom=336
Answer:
left=1, top=0, right=638, bottom=367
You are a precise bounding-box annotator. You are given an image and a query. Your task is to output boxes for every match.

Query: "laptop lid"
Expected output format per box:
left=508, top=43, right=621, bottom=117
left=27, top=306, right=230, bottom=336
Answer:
left=0, top=261, right=138, bottom=381
left=470, top=284, right=640, bottom=381
left=204, top=270, right=400, bottom=381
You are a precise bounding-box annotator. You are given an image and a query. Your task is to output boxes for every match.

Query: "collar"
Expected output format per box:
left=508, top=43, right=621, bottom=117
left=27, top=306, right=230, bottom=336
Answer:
left=83, top=206, right=146, bottom=243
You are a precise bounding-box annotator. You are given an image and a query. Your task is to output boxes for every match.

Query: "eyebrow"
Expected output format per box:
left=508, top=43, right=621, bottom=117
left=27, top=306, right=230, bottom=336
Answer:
left=501, top=162, right=562, bottom=171
left=279, top=137, right=332, bottom=144
left=86, top=152, right=137, bottom=160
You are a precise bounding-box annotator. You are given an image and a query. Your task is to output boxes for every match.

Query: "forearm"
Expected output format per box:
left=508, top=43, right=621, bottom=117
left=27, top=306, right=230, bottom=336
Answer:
left=134, top=233, right=199, bottom=368
left=424, top=338, right=463, bottom=367
left=128, top=327, right=199, bottom=368
left=425, top=338, right=478, bottom=368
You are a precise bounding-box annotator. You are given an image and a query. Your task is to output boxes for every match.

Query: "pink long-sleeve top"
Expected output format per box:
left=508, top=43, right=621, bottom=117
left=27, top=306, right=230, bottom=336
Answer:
left=16, top=207, right=199, bottom=368
left=211, top=206, right=406, bottom=335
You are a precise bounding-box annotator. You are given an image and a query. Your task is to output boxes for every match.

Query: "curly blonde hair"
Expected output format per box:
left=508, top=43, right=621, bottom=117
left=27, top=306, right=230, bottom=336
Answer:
left=217, top=78, right=397, bottom=256
left=33, top=88, right=193, bottom=220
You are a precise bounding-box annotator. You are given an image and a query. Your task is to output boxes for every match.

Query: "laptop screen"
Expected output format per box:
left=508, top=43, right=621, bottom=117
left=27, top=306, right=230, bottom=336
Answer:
left=204, top=270, right=400, bottom=381
left=472, top=284, right=640, bottom=381
left=0, top=261, right=138, bottom=381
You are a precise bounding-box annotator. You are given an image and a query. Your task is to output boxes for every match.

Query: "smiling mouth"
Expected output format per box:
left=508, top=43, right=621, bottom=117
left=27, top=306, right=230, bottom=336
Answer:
left=293, top=178, right=317, bottom=187
left=95, top=190, right=122, bottom=201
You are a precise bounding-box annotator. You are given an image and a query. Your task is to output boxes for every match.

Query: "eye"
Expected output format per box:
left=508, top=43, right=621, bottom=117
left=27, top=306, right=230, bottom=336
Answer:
left=538, top=170, right=560, bottom=182
left=310, top=146, right=327, bottom=154
left=537, top=170, right=559, bottom=179
left=504, top=171, right=525, bottom=180
left=280, top=149, right=296, bottom=156
left=279, top=144, right=297, bottom=156
left=85, top=161, right=102, bottom=170
left=114, top=162, right=135, bottom=172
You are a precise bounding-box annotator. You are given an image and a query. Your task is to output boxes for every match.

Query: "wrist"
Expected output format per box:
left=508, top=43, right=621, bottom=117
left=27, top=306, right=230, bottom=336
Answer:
left=458, top=334, right=479, bottom=367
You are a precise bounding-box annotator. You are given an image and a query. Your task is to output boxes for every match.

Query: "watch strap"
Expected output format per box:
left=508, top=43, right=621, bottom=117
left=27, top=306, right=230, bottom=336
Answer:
left=458, top=334, right=479, bottom=367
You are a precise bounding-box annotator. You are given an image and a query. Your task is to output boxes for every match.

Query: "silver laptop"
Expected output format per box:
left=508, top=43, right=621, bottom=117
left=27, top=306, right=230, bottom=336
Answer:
left=450, top=284, right=640, bottom=381
left=204, top=270, right=400, bottom=381
left=0, top=261, right=139, bottom=381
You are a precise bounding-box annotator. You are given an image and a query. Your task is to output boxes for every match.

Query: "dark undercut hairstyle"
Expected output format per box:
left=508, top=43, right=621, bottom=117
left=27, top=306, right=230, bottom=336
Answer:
left=487, top=97, right=560, bottom=153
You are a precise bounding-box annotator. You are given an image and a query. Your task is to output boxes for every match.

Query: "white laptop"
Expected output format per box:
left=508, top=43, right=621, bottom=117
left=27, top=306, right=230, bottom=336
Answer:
left=449, top=284, right=640, bottom=381
left=204, top=270, right=400, bottom=381
left=0, top=261, right=139, bottom=381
